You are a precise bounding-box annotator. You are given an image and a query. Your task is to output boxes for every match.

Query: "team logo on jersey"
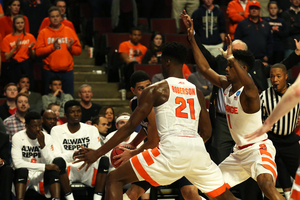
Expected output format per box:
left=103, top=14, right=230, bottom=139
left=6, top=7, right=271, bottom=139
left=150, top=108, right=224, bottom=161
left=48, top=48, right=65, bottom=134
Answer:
left=234, top=91, right=241, bottom=100
left=178, top=81, right=185, bottom=84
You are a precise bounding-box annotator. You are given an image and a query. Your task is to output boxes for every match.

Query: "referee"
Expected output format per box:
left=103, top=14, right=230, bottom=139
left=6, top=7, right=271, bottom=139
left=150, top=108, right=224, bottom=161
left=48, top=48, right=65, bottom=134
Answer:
left=260, top=63, right=300, bottom=199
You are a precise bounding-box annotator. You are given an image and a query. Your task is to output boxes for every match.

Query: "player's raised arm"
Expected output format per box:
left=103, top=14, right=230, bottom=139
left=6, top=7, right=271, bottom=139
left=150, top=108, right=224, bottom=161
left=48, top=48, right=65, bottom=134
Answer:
left=245, top=74, right=300, bottom=140
left=74, top=84, right=158, bottom=169
left=182, top=12, right=228, bottom=89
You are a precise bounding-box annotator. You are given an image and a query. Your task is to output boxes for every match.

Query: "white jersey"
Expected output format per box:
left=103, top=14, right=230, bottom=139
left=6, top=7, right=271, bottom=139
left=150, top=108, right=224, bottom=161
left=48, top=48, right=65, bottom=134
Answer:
left=11, top=130, right=56, bottom=171
left=51, top=123, right=101, bottom=163
left=154, top=77, right=201, bottom=141
left=223, top=85, right=267, bottom=146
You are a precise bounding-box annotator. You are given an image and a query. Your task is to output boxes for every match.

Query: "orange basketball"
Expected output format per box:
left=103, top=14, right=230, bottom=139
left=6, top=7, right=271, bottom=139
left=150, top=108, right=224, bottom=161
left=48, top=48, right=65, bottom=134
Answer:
left=110, top=143, right=135, bottom=168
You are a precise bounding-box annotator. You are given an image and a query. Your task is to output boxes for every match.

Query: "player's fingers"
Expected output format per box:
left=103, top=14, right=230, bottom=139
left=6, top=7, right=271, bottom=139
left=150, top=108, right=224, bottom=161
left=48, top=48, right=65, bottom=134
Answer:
left=77, top=162, right=86, bottom=171
left=113, top=154, right=122, bottom=159
left=73, top=158, right=85, bottom=164
left=114, top=159, right=122, bottom=165
left=85, top=163, right=91, bottom=172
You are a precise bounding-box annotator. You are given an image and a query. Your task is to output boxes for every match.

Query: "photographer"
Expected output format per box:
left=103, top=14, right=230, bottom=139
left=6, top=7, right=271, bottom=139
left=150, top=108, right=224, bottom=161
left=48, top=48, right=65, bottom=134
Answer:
left=42, top=77, right=73, bottom=117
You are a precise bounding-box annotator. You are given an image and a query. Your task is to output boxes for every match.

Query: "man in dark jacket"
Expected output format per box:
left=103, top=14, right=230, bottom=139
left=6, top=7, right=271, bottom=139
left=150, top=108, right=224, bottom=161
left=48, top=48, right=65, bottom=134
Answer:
left=235, top=1, right=273, bottom=63
left=192, top=0, right=226, bottom=57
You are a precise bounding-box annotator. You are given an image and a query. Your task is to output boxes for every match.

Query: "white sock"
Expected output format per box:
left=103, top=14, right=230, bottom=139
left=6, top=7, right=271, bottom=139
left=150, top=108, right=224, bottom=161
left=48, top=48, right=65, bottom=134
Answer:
left=94, top=192, right=103, bottom=200
left=65, top=192, right=75, bottom=200
left=123, top=193, right=131, bottom=200
left=284, top=191, right=291, bottom=200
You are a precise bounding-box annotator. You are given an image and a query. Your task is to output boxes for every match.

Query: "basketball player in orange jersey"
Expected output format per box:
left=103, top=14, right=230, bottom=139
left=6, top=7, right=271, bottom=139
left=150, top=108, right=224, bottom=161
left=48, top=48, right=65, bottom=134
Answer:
left=74, top=42, right=238, bottom=200
left=181, top=12, right=284, bottom=200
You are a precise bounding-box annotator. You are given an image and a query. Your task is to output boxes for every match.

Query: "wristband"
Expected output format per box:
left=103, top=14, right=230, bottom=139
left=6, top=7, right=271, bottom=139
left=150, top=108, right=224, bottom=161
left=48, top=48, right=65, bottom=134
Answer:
left=227, top=55, right=234, bottom=60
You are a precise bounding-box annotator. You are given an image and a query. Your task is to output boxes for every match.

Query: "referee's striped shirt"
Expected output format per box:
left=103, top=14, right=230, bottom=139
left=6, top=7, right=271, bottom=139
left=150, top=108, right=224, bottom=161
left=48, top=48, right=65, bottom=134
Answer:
left=260, top=85, right=300, bottom=136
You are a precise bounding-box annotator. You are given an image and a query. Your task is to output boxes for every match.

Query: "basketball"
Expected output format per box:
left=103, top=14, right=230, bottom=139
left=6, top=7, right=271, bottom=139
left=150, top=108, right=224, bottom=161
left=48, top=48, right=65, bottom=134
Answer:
left=110, top=143, right=135, bottom=168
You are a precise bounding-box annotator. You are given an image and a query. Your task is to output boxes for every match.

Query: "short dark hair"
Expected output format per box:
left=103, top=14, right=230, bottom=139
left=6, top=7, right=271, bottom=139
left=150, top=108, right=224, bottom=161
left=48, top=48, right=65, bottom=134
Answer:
left=271, top=63, right=287, bottom=73
left=130, top=27, right=142, bottom=34
left=91, top=114, right=106, bottom=125
left=18, top=74, right=30, bottom=83
left=161, top=42, right=187, bottom=65
left=49, top=77, right=62, bottom=86
left=232, top=50, right=255, bottom=71
left=47, top=103, right=60, bottom=110
left=48, top=6, right=61, bottom=16
left=64, top=100, right=81, bottom=114
left=130, top=70, right=151, bottom=88
left=4, top=83, right=17, bottom=92
left=15, top=93, right=29, bottom=104
left=268, top=1, right=278, bottom=9
left=25, top=111, right=41, bottom=125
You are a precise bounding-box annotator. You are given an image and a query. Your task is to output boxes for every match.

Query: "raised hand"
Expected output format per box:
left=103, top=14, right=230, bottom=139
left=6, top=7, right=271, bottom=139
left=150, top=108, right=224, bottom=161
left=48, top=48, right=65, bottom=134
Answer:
left=112, top=147, right=133, bottom=167
left=12, top=35, right=21, bottom=52
left=294, top=39, right=300, bottom=55
left=28, top=42, right=35, bottom=49
left=219, top=34, right=233, bottom=59
left=67, top=37, right=74, bottom=51
left=73, top=146, right=100, bottom=172
left=37, top=131, right=45, bottom=149
left=180, top=10, right=192, bottom=29
left=53, top=38, right=60, bottom=50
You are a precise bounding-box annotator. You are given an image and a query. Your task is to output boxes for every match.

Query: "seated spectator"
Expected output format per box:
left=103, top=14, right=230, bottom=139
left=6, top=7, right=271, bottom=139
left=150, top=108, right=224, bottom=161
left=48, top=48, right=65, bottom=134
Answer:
left=0, top=131, right=13, bottom=200
left=99, top=106, right=117, bottom=134
left=17, top=74, right=42, bottom=114
left=235, top=1, right=273, bottom=63
left=78, top=84, right=102, bottom=124
left=42, top=77, right=73, bottom=118
left=36, top=6, right=81, bottom=96
left=47, top=103, right=63, bottom=125
left=191, top=0, right=226, bottom=57
left=2, top=15, right=36, bottom=85
left=92, top=115, right=109, bottom=145
left=3, top=93, right=29, bottom=140
left=112, top=0, right=137, bottom=33
left=226, top=0, right=249, bottom=40
left=50, top=100, right=108, bottom=200
left=118, top=27, right=147, bottom=92
left=264, top=1, right=288, bottom=64
left=0, top=3, right=3, bottom=18
left=142, top=31, right=163, bottom=64
left=0, top=83, right=18, bottom=120
left=42, top=109, right=57, bottom=134
left=11, top=111, right=62, bottom=200
left=187, top=69, right=213, bottom=97
left=0, top=0, right=29, bottom=39
left=21, top=0, right=52, bottom=38
left=39, top=0, right=75, bottom=33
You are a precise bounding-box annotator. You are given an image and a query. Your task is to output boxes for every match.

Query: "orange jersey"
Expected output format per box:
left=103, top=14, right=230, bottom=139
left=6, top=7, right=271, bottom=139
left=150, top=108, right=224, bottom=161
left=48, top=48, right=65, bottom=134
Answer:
left=36, top=24, right=82, bottom=72
left=0, top=15, right=30, bottom=38
left=182, top=64, right=191, bottom=79
left=39, top=17, right=75, bottom=33
left=0, top=4, right=3, bottom=16
left=2, top=33, right=36, bottom=62
left=118, top=41, right=147, bottom=64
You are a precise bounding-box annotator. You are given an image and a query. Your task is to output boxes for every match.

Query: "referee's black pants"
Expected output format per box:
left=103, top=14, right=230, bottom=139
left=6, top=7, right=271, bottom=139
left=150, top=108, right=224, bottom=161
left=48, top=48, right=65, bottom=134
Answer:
left=268, top=132, right=300, bottom=178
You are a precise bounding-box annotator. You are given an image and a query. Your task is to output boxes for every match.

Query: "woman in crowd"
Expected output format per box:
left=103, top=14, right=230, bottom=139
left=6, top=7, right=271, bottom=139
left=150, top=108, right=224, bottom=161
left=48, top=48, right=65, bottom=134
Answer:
left=142, top=31, right=164, bottom=64
left=99, top=106, right=117, bottom=133
left=1, top=15, right=35, bottom=84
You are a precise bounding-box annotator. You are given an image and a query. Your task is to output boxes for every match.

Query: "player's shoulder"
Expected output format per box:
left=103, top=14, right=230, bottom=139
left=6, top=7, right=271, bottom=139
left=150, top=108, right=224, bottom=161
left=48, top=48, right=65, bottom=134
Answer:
left=51, top=123, right=67, bottom=133
left=80, top=122, right=98, bottom=132
left=12, top=130, right=26, bottom=141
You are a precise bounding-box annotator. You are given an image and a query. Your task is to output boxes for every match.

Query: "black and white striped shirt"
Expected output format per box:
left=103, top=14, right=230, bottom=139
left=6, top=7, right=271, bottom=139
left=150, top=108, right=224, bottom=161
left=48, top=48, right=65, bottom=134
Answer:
left=260, top=85, right=300, bottom=136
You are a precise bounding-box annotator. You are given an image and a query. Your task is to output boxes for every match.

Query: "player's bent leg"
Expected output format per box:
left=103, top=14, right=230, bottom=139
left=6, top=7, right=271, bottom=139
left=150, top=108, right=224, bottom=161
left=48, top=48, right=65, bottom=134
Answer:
left=206, top=188, right=240, bottom=200
left=14, top=168, right=28, bottom=200
left=257, top=173, right=285, bottom=200
left=44, top=169, right=60, bottom=198
left=125, top=183, right=147, bottom=200
left=94, top=156, right=110, bottom=200
left=105, top=161, right=139, bottom=200
left=180, top=185, right=202, bottom=200
left=52, top=157, right=74, bottom=200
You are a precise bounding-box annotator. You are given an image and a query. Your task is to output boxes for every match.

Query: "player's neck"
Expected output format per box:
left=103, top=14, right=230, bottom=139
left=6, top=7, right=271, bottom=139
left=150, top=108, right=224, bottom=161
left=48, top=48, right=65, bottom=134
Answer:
left=168, top=67, right=184, bottom=79
left=231, top=81, right=243, bottom=93
left=67, top=123, right=80, bottom=133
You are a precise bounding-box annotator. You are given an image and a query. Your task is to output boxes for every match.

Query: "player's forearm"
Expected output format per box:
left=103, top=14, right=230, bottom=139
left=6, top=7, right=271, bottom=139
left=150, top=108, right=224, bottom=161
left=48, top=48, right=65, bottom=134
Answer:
left=190, top=38, right=211, bottom=74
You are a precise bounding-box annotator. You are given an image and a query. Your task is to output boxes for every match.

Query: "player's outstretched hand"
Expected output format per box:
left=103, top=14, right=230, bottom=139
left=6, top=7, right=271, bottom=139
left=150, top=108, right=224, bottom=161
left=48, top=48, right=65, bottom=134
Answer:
left=180, top=10, right=192, bottom=29
left=244, top=123, right=272, bottom=141
left=45, top=164, right=60, bottom=172
left=73, top=146, right=99, bottom=172
left=219, top=34, right=233, bottom=59
left=113, top=147, right=133, bottom=167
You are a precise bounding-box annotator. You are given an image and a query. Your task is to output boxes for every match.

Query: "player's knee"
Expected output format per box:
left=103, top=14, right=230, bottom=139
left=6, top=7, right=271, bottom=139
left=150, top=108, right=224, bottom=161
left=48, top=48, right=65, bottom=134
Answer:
left=98, top=156, right=109, bottom=174
left=106, top=170, right=120, bottom=186
left=180, top=185, right=199, bottom=200
left=126, top=185, right=145, bottom=200
left=15, top=168, right=28, bottom=184
left=44, top=170, right=60, bottom=186
left=52, top=157, right=66, bottom=175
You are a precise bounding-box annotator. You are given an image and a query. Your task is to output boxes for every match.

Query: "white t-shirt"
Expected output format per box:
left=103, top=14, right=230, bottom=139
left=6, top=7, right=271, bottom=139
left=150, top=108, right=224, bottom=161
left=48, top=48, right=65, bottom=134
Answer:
left=11, top=129, right=55, bottom=172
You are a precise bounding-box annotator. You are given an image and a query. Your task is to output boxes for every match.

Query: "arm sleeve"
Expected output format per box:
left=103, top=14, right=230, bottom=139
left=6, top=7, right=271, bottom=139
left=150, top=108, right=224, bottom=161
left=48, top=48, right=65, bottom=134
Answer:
left=69, top=30, right=82, bottom=56
left=11, top=135, right=45, bottom=171
left=281, top=51, right=300, bottom=71
left=40, top=134, right=56, bottom=164
left=1, top=36, right=11, bottom=53
left=226, top=2, right=245, bottom=23
left=36, top=30, right=56, bottom=57
left=141, top=50, right=152, bottom=64
left=50, top=128, right=74, bottom=163
left=42, top=95, right=57, bottom=111
left=118, top=42, right=128, bottom=53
